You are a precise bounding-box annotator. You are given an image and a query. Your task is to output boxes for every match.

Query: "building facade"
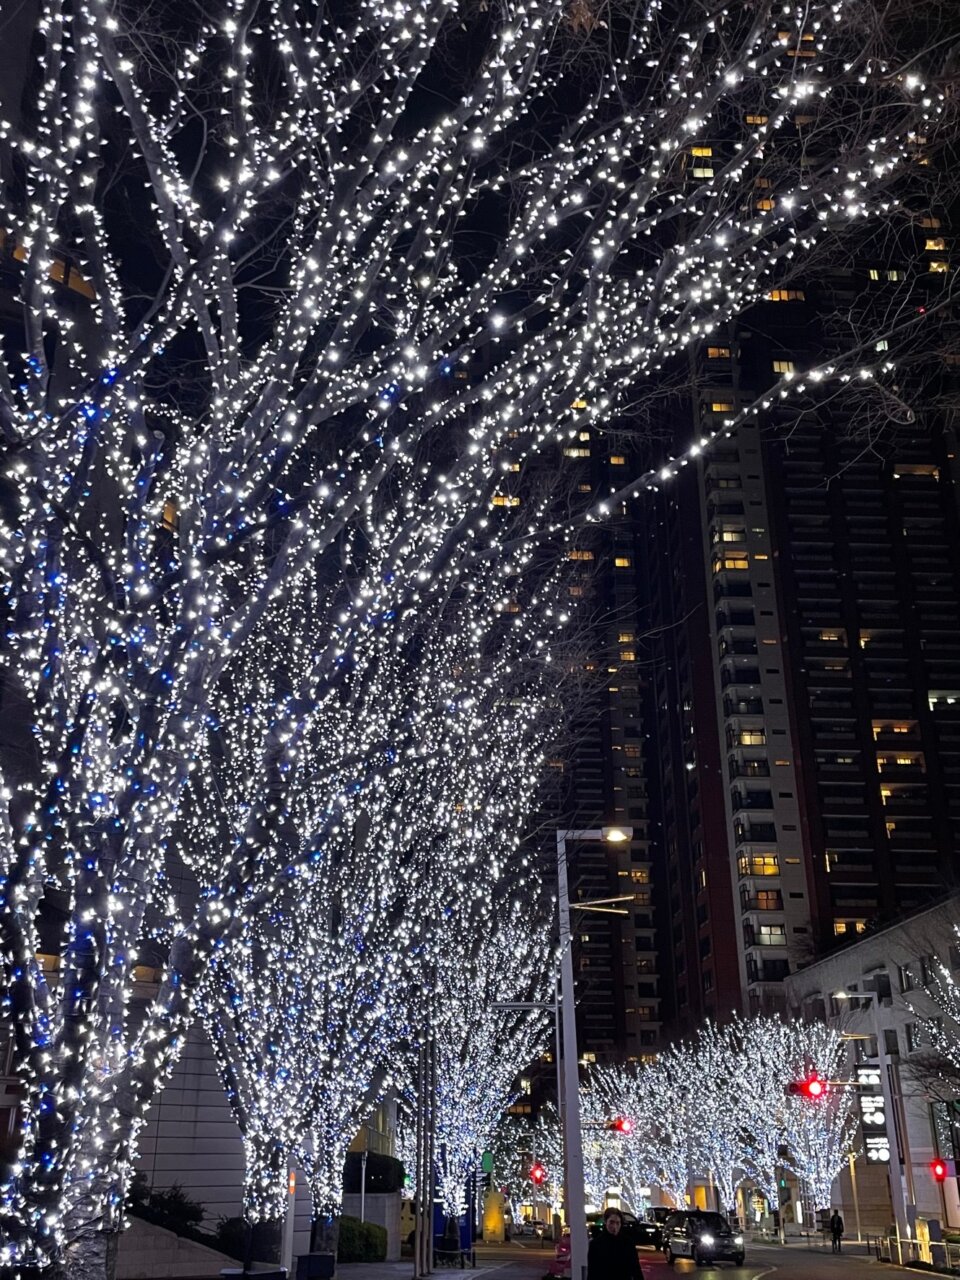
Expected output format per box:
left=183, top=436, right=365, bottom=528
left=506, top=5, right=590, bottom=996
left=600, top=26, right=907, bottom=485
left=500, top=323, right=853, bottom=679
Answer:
left=784, top=896, right=960, bottom=1238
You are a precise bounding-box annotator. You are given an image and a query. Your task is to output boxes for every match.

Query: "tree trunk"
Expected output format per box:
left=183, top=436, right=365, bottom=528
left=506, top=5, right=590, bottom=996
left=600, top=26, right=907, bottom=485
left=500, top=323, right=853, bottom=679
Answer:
left=48, top=1225, right=119, bottom=1280
left=310, top=1207, right=340, bottom=1258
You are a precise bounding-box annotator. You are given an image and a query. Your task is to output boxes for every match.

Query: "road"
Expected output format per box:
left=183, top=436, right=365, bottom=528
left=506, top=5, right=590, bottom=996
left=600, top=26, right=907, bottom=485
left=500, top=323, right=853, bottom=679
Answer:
left=479, top=1238, right=885, bottom=1280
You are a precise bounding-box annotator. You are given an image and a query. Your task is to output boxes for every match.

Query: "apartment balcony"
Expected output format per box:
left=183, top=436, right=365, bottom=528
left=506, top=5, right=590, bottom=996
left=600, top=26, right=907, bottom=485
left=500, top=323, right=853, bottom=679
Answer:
left=729, top=759, right=771, bottom=780
left=721, top=666, right=762, bottom=688
left=741, top=893, right=784, bottom=912
left=732, top=790, right=774, bottom=812
left=724, top=695, right=764, bottom=716
left=735, top=821, right=778, bottom=843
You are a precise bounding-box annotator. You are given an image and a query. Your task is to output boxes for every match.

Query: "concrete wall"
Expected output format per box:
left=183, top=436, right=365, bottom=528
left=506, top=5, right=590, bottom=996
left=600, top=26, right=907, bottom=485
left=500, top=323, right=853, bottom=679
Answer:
left=137, top=1024, right=245, bottom=1230
left=342, top=1192, right=402, bottom=1261
left=116, top=1217, right=238, bottom=1279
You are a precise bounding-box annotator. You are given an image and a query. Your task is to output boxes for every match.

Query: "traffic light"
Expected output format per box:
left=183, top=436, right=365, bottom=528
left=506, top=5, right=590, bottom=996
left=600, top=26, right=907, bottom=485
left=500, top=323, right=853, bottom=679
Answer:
left=607, top=1116, right=634, bottom=1135
left=530, top=1163, right=547, bottom=1185
left=787, top=1074, right=826, bottom=1100
left=931, top=1158, right=955, bottom=1182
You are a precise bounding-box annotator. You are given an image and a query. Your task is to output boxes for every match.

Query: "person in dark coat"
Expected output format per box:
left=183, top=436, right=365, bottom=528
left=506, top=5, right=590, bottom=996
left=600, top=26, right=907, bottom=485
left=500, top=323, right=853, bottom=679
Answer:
left=587, top=1208, right=644, bottom=1280
left=830, top=1209, right=844, bottom=1254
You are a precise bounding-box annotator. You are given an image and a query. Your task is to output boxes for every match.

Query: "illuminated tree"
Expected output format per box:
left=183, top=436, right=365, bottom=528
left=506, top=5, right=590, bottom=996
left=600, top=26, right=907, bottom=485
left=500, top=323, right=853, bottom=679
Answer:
left=590, top=1063, right=660, bottom=1213
left=531, top=1104, right=565, bottom=1219
left=430, top=897, right=554, bottom=1218
left=0, top=0, right=954, bottom=1274
left=735, top=1015, right=791, bottom=1233
left=781, top=1024, right=858, bottom=1216
left=681, top=1022, right=746, bottom=1215
left=580, top=1086, right=621, bottom=1211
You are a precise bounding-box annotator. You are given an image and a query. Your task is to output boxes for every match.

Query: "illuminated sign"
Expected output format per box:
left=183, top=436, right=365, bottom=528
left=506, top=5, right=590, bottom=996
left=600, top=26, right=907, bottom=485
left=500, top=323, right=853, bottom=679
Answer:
left=857, top=1065, right=890, bottom=1163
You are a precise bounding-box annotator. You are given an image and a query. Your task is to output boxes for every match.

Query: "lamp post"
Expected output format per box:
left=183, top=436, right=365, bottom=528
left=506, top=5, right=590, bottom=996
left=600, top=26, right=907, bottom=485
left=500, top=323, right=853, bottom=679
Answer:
left=835, top=990, right=911, bottom=1246
left=557, top=826, right=633, bottom=1280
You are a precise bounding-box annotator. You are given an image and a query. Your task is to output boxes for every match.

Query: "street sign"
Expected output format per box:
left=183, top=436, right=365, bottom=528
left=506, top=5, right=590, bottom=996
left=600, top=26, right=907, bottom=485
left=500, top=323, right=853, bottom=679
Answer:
left=857, top=1065, right=890, bottom=1163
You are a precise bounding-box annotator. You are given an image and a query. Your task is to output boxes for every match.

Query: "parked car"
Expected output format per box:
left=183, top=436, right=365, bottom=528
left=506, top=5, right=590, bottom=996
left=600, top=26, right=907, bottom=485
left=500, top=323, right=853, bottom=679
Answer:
left=520, top=1218, right=549, bottom=1237
left=635, top=1207, right=671, bottom=1249
left=661, top=1210, right=745, bottom=1267
left=588, top=1210, right=651, bottom=1248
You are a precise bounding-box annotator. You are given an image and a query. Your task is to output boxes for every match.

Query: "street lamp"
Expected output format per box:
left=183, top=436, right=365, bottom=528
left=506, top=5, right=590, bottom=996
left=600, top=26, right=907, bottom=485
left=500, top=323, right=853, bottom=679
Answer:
left=557, top=826, right=633, bottom=1280
left=834, top=989, right=911, bottom=1245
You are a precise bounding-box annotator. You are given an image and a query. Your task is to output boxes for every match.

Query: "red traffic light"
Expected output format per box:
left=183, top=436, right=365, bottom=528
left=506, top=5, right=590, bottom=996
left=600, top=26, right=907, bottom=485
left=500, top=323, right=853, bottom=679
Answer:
left=787, top=1074, right=826, bottom=1100
left=932, top=1159, right=948, bottom=1183
left=530, top=1163, right=547, bottom=1185
left=608, top=1116, right=634, bottom=1135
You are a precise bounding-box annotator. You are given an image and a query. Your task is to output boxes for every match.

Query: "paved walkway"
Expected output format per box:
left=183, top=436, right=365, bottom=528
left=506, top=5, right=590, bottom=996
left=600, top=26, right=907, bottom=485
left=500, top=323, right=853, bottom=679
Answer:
left=338, top=1242, right=550, bottom=1280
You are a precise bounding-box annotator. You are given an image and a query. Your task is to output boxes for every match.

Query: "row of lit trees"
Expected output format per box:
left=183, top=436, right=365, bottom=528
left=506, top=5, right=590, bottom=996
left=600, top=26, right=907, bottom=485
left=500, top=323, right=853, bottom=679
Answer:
left=1, top=0, right=957, bottom=1274
left=590, top=1017, right=858, bottom=1224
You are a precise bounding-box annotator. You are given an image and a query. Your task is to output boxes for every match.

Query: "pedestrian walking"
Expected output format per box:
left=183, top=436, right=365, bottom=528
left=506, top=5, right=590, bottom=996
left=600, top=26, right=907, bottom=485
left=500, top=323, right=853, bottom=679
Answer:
left=587, top=1208, right=644, bottom=1280
left=830, top=1209, right=844, bottom=1254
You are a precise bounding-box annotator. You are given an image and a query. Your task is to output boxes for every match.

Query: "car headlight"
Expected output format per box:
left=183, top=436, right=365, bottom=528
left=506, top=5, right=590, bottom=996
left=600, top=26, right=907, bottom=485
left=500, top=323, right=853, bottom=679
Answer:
left=734, top=1236, right=744, bottom=1246
left=700, top=1234, right=714, bottom=1246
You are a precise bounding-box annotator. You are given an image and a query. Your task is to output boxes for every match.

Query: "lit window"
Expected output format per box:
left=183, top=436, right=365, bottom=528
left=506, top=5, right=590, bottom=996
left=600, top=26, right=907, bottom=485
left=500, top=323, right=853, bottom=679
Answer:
left=834, top=921, right=847, bottom=935
left=893, top=463, right=939, bottom=479
left=492, top=495, right=520, bottom=507
left=876, top=339, right=889, bottom=351
left=819, top=630, right=843, bottom=641
left=929, top=260, right=950, bottom=274
left=740, top=730, right=766, bottom=746
left=887, top=269, right=903, bottom=281
left=693, top=167, right=715, bottom=179
left=571, top=397, right=588, bottom=409
left=772, top=359, right=795, bottom=374
left=755, top=178, right=772, bottom=189
left=620, top=650, right=636, bottom=662
left=711, top=401, right=734, bottom=412
left=564, top=447, right=591, bottom=458
left=614, top=556, right=632, bottom=568
left=707, top=346, right=731, bottom=358
left=568, top=549, right=594, bottom=561
left=578, top=484, right=592, bottom=493
left=921, top=217, right=942, bottom=229
left=767, top=289, right=806, bottom=302
left=745, top=113, right=769, bottom=125
left=161, top=499, right=179, bottom=532
left=568, top=586, right=584, bottom=597
left=509, top=462, right=521, bottom=472
left=579, top=430, right=591, bottom=441
left=714, top=554, right=749, bottom=572
left=720, top=528, right=745, bottom=542
left=868, top=268, right=880, bottom=280
left=610, top=454, right=626, bottom=466
left=496, top=599, right=521, bottom=614
left=618, top=632, right=635, bottom=643
left=691, top=146, right=713, bottom=157
left=925, top=238, right=947, bottom=251
left=739, top=854, right=779, bottom=877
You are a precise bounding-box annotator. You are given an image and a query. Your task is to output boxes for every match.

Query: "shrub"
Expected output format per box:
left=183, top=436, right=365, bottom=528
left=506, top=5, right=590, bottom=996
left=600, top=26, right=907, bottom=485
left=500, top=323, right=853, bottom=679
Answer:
left=337, top=1215, right=388, bottom=1263
left=214, top=1216, right=281, bottom=1263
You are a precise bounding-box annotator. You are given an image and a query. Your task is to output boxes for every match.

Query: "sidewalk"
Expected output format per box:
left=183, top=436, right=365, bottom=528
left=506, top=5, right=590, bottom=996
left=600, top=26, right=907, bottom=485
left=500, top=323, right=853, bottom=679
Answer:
left=337, top=1243, right=548, bottom=1280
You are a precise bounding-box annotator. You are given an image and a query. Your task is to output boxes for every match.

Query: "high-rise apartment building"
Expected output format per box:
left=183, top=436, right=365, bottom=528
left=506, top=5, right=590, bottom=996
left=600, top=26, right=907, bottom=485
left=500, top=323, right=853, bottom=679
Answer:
left=640, top=232, right=960, bottom=1018
left=549, top=445, right=663, bottom=1065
